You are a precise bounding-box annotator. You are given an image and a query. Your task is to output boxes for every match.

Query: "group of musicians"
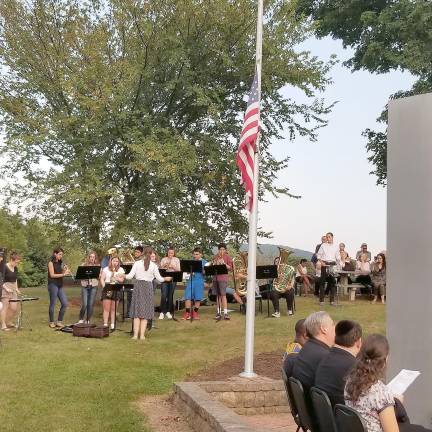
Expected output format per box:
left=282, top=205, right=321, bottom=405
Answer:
left=0, top=242, right=293, bottom=337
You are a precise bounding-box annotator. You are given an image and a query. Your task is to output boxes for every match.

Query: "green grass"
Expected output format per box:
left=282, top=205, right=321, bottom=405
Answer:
left=0, top=287, right=385, bottom=431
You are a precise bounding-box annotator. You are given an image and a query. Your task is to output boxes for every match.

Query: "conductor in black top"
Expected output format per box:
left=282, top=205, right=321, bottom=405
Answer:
left=314, top=320, right=362, bottom=407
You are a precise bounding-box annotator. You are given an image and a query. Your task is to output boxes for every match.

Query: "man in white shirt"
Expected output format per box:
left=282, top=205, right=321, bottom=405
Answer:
left=317, top=232, right=339, bottom=305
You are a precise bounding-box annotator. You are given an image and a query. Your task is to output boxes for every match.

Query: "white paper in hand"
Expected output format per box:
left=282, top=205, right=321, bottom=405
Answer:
left=387, top=369, right=421, bottom=395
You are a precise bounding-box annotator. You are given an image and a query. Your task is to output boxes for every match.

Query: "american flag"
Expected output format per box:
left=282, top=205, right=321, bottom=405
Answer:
left=236, top=73, right=260, bottom=212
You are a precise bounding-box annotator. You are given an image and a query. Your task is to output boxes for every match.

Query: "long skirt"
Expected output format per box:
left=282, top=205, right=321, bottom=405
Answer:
left=130, top=280, right=154, bottom=319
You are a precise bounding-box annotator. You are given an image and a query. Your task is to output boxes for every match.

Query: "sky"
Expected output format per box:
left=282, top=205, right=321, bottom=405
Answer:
left=258, top=37, right=415, bottom=256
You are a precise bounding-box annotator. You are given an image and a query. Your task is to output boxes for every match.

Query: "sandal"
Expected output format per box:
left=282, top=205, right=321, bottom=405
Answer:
left=1, top=327, right=10, bottom=331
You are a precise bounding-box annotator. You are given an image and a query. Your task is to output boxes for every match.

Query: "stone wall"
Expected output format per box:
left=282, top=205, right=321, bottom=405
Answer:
left=201, top=376, right=289, bottom=415
left=173, top=376, right=290, bottom=432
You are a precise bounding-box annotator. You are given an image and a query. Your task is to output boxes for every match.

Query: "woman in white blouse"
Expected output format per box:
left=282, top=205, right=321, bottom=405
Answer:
left=100, top=256, right=125, bottom=329
left=125, top=247, right=172, bottom=340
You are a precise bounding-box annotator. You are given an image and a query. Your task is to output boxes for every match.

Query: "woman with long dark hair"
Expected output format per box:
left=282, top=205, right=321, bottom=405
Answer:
left=371, top=253, right=386, bottom=304
left=345, top=334, right=431, bottom=432
left=125, top=247, right=171, bottom=340
left=47, top=247, right=70, bottom=328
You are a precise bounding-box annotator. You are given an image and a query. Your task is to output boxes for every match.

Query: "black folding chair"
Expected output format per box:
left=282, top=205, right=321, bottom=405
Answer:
left=334, top=404, right=367, bottom=432
left=310, top=387, right=338, bottom=432
left=281, top=369, right=301, bottom=432
left=289, top=377, right=313, bottom=432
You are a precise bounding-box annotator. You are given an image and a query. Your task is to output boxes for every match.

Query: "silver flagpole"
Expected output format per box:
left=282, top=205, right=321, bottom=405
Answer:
left=240, top=0, right=263, bottom=378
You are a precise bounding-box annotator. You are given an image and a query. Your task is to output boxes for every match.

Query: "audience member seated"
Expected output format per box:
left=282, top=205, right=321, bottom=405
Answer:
left=295, top=259, right=314, bottom=296
left=356, top=252, right=373, bottom=294
left=371, top=253, right=386, bottom=304
left=292, top=311, right=335, bottom=393
left=345, top=334, right=432, bottom=432
left=283, top=319, right=308, bottom=377
left=356, top=242, right=372, bottom=261
left=314, top=320, right=362, bottom=407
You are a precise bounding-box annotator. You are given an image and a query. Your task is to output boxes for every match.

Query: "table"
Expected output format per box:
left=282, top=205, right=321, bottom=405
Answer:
left=335, top=270, right=370, bottom=301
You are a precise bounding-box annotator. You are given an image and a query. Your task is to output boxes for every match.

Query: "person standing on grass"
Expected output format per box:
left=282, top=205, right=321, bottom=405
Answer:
left=182, top=247, right=207, bottom=321
left=125, top=247, right=172, bottom=340
left=47, top=247, right=70, bottom=329
left=212, top=243, right=233, bottom=321
left=316, top=232, right=339, bottom=306
left=371, top=253, right=386, bottom=304
left=100, top=256, right=125, bottom=330
left=159, top=246, right=181, bottom=320
left=1, top=252, right=22, bottom=330
left=77, top=251, right=100, bottom=324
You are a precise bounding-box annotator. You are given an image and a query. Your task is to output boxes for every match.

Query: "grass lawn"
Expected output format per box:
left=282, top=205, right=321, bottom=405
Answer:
left=0, top=287, right=385, bottom=432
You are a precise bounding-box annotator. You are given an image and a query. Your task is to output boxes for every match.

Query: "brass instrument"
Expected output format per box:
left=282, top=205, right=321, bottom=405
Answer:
left=273, top=247, right=295, bottom=293
left=107, top=247, right=117, bottom=256
left=232, top=252, right=248, bottom=296
left=62, top=263, right=72, bottom=277
left=212, top=253, right=226, bottom=265
left=119, top=248, right=135, bottom=264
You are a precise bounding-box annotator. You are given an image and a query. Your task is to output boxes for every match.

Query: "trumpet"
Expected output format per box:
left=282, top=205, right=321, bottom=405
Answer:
left=62, top=264, right=72, bottom=277
left=212, top=254, right=226, bottom=265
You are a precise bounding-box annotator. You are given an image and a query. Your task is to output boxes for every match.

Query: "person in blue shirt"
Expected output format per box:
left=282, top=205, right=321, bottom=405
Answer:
left=182, top=247, right=207, bottom=320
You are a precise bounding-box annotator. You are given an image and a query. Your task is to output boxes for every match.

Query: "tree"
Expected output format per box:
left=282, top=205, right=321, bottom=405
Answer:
left=296, top=0, right=432, bottom=185
left=0, top=0, right=334, bottom=251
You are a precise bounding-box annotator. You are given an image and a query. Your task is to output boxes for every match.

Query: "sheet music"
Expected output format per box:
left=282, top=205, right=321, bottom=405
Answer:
left=387, top=369, right=420, bottom=395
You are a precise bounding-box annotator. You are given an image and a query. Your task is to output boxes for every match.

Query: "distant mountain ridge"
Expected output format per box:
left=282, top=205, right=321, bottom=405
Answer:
left=239, top=243, right=313, bottom=262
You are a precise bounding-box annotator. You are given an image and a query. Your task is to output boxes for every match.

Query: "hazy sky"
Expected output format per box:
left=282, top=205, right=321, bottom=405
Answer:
left=258, top=37, right=415, bottom=256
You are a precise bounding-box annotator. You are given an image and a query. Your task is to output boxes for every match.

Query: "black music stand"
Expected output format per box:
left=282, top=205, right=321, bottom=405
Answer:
left=204, top=264, right=228, bottom=321
left=180, top=260, right=203, bottom=323
left=159, top=270, right=183, bottom=322
left=256, top=265, right=278, bottom=318
left=75, top=266, right=101, bottom=322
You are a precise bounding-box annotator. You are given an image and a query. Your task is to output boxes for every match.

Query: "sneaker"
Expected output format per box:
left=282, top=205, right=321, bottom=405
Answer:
left=110, top=323, right=115, bottom=330
left=159, top=312, right=164, bottom=320
left=165, top=312, right=173, bottom=320
left=192, top=310, right=200, bottom=320
left=78, top=320, right=84, bottom=324
left=49, top=322, right=56, bottom=329
left=271, top=312, right=281, bottom=318
left=223, top=313, right=230, bottom=320
left=288, top=310, right=293, bottom=316
left=56, top=322, right=64, bottom=328
left=181, top=312, right=191, bottom=320
left=214, top=313, right=222, bottom=321
left=330, top=302, right=337, bottom=306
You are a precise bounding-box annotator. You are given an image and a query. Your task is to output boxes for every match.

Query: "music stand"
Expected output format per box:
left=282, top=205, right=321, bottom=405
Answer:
left=159, top=270, right=183, bottom=321
left=204, top=264, right=228, bottom=321
left=256, top=265, right=278, bottom=318
left=75, top=266, right=101, bottom=322
left=180, top=260, right=203, bottom=323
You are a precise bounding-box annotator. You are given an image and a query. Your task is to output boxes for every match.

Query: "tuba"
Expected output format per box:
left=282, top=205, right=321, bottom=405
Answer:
left=232, top=252, right=248, bottom=296
left=119, top=248, right=135, bottom=264
left=273, top=247, right=295, bottom=293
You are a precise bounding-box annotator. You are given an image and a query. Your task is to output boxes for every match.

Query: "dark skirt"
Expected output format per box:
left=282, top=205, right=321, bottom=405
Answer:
left=130, top=280, right=154, bottom=319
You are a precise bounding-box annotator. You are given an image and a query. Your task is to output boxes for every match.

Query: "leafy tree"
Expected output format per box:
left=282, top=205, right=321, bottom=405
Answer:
left=0, top=0, right=334, bottom=251
left=296, top=0, right=432, bottom=185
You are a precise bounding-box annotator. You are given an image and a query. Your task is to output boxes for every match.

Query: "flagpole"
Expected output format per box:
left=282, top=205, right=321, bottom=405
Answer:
left=240, top=0, right=263, bottom=378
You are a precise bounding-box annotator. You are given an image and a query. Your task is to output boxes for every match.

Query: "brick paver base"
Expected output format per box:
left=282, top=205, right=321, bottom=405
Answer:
left=242, top=413, right=298, bottom=431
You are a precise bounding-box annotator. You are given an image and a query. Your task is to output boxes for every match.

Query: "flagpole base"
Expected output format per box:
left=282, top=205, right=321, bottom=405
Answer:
left=239, top=371, right=258, bottom=378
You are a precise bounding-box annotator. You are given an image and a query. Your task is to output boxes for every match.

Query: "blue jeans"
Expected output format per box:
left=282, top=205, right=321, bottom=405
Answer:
left=48, top=283, right=68, bottom=323
left=160, top=282, right=177, bottom=314
left=79, top=285, right=97, bottom=320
